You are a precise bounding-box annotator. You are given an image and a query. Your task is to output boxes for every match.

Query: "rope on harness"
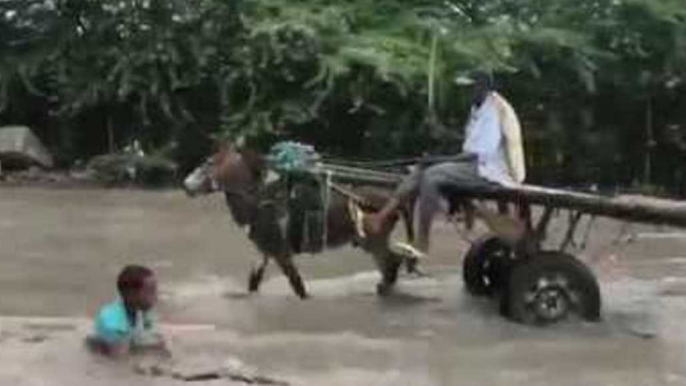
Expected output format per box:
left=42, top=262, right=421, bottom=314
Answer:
left=341, top=183, right=427, bottom=261
left=265, top=141, right=410, bottom=252
left=320, top=170, right=332, bottom=251
left=322, top=153, right=477, bottom=169
left=329, top=183, right=365, bottom=204
left=348, top=198, right=366, bottom=240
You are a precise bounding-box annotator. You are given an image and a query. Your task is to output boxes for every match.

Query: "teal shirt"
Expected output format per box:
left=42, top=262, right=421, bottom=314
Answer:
left=94, top=300, right=153, bottom=345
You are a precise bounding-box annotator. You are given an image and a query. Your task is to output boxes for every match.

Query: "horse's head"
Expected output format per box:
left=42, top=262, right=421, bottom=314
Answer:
left=184, top=142, right=267, bottom=226
left=183, top=142, right=265, bottom=197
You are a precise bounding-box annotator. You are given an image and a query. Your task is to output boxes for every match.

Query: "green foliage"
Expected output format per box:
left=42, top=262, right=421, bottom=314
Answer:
left=86, top=152, right=177, bottom=186
left=1, top=0, right=686, bottom=192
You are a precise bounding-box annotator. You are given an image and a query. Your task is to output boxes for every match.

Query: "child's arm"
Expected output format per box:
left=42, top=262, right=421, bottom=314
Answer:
left=132, top=313, right=172, bottom=357
left=86, top=335, right=131, bottom=358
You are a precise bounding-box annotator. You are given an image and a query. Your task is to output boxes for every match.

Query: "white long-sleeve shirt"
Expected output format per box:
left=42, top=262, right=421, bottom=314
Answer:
left=462, top=92, right=525, bottom=186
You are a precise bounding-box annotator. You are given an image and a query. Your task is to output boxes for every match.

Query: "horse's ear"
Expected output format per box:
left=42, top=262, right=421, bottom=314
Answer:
left=235, top=135, right=246, bottom=149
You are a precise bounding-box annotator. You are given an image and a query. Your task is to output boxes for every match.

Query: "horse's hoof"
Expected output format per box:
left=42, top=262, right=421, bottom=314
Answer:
left=376, top=283, right=394, bottom=297
left=248, top=272, right=261, bottom=293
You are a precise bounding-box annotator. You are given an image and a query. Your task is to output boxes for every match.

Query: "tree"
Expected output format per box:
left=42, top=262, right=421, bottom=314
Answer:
left=1, top=0, right=686, bottom=192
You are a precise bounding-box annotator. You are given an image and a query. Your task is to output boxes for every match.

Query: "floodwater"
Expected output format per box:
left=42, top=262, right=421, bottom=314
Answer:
left=1, top=186, right=686, bottom=385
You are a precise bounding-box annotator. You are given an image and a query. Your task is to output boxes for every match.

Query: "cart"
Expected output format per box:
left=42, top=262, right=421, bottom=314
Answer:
left=309, top=157, right=686, bottom=325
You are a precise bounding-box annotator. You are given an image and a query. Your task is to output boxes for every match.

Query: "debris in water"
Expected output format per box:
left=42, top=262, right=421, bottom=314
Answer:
left=616, top=308, right=659, bottom=339
left=22, top=334, right=49, bottom=344
left=133, top=362, right=166, bottom=377
left=134, top=356, right=291, bottom=385
left=175, top=358, right=291, bottom=385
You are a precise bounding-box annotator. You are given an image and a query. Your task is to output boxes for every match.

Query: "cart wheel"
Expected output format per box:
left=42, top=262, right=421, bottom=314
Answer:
left=463, top=235, right=515, bottom=296
left=506, top=252, right=601, bottom=325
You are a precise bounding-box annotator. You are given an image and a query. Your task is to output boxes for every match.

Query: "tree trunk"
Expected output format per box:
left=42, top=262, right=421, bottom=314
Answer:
left=427, top=33, right=438, bottom=119
left=644, top=99, right=654, bottom=186
left=107, top=118, right=115, bottom=154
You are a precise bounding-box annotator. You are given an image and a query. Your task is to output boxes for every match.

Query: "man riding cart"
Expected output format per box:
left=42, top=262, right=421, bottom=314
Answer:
left=360, top=70, right=603, bottom=325
left=365, top=70, right=527, bottom=257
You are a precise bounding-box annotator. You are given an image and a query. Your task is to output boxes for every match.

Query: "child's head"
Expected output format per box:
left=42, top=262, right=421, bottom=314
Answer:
left=117, top=265, right=157, bottom=311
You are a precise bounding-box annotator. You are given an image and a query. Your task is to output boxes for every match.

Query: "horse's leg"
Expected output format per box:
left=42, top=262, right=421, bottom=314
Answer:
left=375, top=250, right=403, bottom=296
left=275, top=256, right=309, bottom=299
left=399, top=196, right=425, bottom=276
left=248, top=256, right=270, bottom=293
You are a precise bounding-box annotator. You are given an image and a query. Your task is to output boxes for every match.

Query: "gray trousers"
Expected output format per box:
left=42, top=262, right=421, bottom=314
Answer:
left=395, top=159, right=492, bottom=253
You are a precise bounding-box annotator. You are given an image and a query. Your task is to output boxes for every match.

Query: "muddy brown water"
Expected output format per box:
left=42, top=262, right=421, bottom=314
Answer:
left=2, top=186, right=686, bottom=385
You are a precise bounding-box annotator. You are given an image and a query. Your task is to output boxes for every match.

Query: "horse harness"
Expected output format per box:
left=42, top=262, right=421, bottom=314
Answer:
left=208, top=150, right=368, bottom=255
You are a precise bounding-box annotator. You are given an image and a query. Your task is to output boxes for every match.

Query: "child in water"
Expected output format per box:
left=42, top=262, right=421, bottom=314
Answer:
left=89, top=265, right=168, bottom=357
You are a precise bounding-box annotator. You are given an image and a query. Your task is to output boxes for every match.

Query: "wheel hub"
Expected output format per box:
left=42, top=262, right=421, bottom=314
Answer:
left=535, top=286, right=569, bottom=320
left=527, top=275, right=575, bottom=322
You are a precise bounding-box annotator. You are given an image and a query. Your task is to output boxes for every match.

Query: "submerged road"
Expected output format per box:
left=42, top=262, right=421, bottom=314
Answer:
left=1, top=187, right=686, bottom=385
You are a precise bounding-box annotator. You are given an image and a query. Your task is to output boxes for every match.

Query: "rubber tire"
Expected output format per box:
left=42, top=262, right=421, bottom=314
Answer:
left=463, top=235, right=515, bottom=296
left=505, top=252, right=601, bottom=325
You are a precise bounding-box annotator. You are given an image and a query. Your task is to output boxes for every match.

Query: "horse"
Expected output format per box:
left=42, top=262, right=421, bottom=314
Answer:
left=183, top=143, right=419, bottom=299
